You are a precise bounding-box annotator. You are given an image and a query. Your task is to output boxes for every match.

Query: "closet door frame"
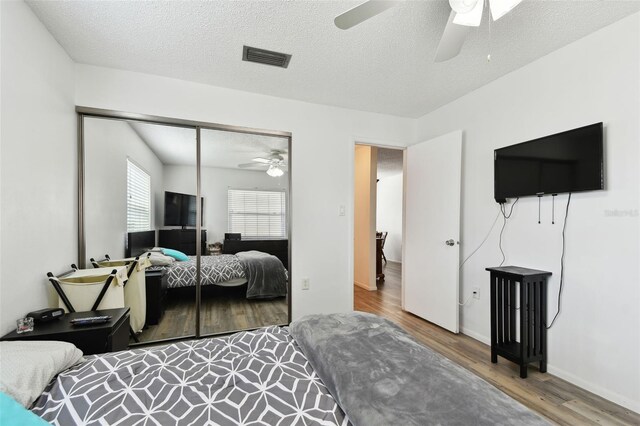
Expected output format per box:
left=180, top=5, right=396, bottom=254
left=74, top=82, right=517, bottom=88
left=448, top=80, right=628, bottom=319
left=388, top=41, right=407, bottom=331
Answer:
left=77, top=106, right=292, bottom=344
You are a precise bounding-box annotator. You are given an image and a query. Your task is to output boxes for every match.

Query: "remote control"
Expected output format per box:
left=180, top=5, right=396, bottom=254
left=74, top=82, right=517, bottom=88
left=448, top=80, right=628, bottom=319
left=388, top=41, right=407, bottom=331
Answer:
left=70, top=316, right=112, bottom=326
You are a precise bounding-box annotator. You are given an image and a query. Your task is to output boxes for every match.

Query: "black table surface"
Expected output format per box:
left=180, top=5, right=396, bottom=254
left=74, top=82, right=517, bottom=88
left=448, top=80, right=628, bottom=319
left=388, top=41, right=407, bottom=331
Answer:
left=1, top=308, right=130, bottom=339
left=486, top=266, right=552, bottom=277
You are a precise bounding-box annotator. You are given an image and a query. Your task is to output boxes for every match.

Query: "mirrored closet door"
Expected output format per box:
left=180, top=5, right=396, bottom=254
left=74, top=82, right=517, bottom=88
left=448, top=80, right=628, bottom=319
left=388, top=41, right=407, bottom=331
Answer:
left=199, top=128, right=290, bottom=336
left=83, top=117, right=198, bottom=343
left=79, top=110, right=291, bottom=345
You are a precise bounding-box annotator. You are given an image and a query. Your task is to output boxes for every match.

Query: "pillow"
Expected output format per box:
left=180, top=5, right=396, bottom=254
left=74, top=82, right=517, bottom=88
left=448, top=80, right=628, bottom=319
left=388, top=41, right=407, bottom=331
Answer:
left=0, top=341, right=83, bottom=408
left=0, top=392, right=48, bottom=425
left=145, top=251, right=175, bottom=266
left=149, top=247, right=164, bottom=253
left=162, top=248, right=189, bottom=262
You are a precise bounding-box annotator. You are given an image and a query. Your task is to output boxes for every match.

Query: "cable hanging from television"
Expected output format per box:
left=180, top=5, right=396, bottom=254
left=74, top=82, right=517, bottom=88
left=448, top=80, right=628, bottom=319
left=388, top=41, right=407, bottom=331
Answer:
left=547, top=193, right=572, bottom=329
left=498, top=198, right=519, bottom=267
left=537, top=193, right=542, bottom=224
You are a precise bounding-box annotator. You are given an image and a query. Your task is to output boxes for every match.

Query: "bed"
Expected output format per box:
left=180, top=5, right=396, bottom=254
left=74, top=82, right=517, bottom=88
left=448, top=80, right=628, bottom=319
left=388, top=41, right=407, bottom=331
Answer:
left=128, top=231, right=288, bottom=299
left=8, top=313, right=550, bottom=426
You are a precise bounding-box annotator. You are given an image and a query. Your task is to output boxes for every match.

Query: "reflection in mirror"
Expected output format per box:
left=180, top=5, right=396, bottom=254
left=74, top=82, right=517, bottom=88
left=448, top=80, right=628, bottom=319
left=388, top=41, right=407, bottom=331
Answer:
left=199, top=129, right=289, bottom=335
left=84, top=117, right=197, bottom=343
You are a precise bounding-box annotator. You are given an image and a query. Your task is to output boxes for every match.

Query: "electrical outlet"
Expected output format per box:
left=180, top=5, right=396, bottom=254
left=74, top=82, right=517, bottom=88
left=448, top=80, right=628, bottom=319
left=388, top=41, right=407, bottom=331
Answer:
left=473, top=287, right=480, bottom=300
left=302, top=278, right=310, bottom=290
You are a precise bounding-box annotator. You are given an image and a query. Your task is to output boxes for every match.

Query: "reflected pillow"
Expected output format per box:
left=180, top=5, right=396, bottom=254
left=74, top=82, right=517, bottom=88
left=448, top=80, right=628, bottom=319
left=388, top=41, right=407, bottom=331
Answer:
left=162, top=248, right=189, bottom=262
left=145, top=252, right=175, bottom=266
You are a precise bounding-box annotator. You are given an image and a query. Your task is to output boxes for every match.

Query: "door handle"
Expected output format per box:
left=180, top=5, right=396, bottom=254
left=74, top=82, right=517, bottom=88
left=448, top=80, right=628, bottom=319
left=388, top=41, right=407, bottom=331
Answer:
left=445, top=239, right=455, bottom=246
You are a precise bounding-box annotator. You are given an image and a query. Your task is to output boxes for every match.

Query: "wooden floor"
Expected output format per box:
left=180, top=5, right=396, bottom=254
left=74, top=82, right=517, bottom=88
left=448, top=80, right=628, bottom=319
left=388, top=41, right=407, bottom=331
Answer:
left=135, top=284, right=288, bottom=343
left=355, top=261, right=639, bottom=426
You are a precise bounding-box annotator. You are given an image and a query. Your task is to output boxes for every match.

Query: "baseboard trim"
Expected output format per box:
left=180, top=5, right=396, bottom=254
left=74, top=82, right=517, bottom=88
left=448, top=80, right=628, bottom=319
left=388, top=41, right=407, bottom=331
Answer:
left=459, top=327, right=639, bottom=413
left=544, top=365, right=640, bottom=414
left=460, top=326, right=490, bottom=345
left=354, top=281, right=376, bottom=291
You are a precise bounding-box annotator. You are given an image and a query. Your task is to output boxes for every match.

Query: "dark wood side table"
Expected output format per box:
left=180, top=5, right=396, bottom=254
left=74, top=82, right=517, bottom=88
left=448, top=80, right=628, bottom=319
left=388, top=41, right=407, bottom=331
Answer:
left=145, top=269, right=167, bottom=326
left=1, top=308, right=130, bottom=355
left=486, top=266, right=551, bottom=378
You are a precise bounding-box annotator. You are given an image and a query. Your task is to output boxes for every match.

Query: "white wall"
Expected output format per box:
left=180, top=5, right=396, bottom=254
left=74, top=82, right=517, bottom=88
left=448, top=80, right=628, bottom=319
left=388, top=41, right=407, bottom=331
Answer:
left=414, top=13, right=640, bottom=411
left=376, top=173, right=403, bottom=262
left=84, top=118, right=164, bottom=263
left=0, top=1, right=76, bottom=333
left=74, top=64, right=414, bottom=320
left=162, top=165, right=288, bottom=243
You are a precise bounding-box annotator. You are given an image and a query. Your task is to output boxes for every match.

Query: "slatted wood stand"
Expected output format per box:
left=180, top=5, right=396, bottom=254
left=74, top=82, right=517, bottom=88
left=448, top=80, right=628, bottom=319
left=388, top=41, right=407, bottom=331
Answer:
left=486, top=266, right=551, bottom=378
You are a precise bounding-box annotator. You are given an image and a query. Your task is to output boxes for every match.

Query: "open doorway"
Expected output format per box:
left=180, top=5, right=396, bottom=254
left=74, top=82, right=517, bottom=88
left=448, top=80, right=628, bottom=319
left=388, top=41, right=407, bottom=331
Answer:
left=353, top=144, right=404, bottom=312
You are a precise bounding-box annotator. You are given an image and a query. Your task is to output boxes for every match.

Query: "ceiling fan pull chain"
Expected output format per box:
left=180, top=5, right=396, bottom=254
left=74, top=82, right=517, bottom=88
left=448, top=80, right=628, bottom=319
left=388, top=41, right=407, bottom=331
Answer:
left=487, top=0, right=492, bottom=62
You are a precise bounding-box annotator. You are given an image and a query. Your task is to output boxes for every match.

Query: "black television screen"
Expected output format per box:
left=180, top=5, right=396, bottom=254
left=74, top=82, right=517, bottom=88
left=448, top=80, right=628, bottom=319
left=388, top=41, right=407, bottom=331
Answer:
left=164, top=191, right=203, bottom=227
left=494, top=123, right=604, bottom=201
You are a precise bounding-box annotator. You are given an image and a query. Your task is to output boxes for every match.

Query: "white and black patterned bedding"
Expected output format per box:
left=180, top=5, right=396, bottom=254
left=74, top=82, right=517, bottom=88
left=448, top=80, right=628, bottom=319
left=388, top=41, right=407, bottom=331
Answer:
left=31, top=326, right=349, bottom=426
left=150, top=255, right=246, bottom=289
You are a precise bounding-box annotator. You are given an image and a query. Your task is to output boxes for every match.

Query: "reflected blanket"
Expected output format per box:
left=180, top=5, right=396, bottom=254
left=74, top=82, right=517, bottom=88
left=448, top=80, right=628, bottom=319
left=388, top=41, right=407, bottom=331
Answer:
left=236, top=250, right=288, bottom=299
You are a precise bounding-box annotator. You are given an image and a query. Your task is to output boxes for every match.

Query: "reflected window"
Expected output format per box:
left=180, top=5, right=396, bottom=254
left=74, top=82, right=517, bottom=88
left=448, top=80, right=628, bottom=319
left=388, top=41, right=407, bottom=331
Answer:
left=228, top=189, right=286, bottom=239
left=127, top=159, right=151, bottom=232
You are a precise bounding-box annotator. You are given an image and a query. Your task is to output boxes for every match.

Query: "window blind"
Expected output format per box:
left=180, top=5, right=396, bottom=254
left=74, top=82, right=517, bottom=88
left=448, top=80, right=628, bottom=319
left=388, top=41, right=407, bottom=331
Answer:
left=228, top=189, right=286, bottom=239
left=127, top=159, right=151, bottom=232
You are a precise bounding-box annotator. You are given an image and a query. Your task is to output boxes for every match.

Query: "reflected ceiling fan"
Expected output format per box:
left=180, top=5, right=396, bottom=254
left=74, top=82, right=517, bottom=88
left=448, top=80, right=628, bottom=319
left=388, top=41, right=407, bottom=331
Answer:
left=334, top=0, right=522, bottom=62
left=238, top=150, right=288, bottom=177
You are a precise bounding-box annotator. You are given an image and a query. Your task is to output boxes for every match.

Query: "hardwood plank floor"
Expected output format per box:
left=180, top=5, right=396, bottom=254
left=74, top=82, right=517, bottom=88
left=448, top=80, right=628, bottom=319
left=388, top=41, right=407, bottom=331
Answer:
left=135, top=284, right=288, bottom=343
left=355, top=261, right=639, bottom=426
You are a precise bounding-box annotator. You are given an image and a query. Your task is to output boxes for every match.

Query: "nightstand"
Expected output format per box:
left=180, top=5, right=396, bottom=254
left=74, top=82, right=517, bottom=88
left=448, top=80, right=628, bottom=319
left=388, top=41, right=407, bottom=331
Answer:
left=145, top=270, right=167, bottom=326
left=1, top=308, right=130, bottom=355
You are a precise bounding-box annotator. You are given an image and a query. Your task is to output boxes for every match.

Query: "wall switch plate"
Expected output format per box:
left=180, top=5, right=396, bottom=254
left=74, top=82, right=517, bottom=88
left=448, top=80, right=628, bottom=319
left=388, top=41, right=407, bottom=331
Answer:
left=339, top=205, right=346, bottom=216
left=302, top=278, right=310, bottom=290
left=473, top=287, right=480, bottom=300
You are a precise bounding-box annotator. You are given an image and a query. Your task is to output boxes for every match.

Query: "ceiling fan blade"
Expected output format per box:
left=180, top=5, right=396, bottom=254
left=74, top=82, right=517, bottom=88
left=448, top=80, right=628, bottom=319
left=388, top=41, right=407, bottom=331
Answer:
left=434, top=11, right=471, bottom=63
left=334, top=0, right=402, bottom=30
left=489, top=0, right=523, bottom=21
left=238, top=162, right=266, bottom=168
left=252, top=158, right=271, bottom=164
left=453, top=0, right=483, bottom=27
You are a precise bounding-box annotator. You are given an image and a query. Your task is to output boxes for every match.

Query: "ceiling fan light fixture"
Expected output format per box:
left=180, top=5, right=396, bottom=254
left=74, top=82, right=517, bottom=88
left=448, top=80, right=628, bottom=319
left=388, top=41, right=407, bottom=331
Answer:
left=489, top=0, right=522, bottom=21
left=267, top=165, right=284, bottom=177
left=452, top=0, right=484, bottom=27
left=448, top=0, right=479, bottom=14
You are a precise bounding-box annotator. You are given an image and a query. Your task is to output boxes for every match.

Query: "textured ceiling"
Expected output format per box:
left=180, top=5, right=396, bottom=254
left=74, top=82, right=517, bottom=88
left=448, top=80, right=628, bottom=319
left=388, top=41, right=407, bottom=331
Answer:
left=27, top=0, right=640, bottom=118
left=129, top=122, right=288, bottom=170
left=377, top=148, right=404, bottom=179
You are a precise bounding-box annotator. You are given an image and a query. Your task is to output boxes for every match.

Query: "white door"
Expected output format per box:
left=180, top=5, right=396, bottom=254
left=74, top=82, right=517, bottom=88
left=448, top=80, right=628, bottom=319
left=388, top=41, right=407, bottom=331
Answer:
left=403, top=131, right=462, bottom=333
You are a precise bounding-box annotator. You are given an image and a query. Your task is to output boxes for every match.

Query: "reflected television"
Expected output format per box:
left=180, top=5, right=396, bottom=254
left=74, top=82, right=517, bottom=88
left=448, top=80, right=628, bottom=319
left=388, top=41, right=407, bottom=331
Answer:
left=164, top=191, right=203, bottom=227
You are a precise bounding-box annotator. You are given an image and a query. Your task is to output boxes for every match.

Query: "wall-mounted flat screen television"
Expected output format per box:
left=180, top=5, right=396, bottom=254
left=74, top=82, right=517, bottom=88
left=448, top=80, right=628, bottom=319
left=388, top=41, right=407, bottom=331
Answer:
left=494, top=123, right=604, bottom=202
left=164, top=191, right=203, bottom=227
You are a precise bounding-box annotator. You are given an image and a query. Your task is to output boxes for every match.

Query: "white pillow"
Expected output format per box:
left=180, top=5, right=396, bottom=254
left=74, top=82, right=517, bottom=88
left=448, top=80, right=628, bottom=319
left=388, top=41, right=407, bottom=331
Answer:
left=0, top=340, right=83, bottom=407
left=146, top=252, right=175, bottom=266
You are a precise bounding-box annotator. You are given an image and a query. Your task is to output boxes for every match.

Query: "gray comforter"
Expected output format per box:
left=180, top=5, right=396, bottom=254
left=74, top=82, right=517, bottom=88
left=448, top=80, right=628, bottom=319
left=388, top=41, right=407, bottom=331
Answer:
left=32, top=326, right=348, bottom=425
left=236, top=250, right=287, bottom=299
left=148, top=255, right=246, bottom=288
left=290, top=312, right=551, bottom=426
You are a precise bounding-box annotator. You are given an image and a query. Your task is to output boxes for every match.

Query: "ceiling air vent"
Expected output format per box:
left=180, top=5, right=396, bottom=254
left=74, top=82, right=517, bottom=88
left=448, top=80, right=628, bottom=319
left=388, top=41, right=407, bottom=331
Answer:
left=242, top=45, right=291, bottom=69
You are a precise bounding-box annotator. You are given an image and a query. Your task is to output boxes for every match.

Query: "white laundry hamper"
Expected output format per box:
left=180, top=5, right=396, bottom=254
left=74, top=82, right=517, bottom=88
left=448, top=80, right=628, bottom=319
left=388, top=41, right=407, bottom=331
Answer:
left=92, top=256, right=151, bottom=333
left=53, top=266, right=128, bottom=313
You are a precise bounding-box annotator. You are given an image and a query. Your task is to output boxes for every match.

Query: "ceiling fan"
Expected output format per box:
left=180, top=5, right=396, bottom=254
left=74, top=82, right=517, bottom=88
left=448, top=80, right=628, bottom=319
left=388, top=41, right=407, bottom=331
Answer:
left=334, top=0, right=523, bottom=62
left=238, top=150, right=288, bottom=177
